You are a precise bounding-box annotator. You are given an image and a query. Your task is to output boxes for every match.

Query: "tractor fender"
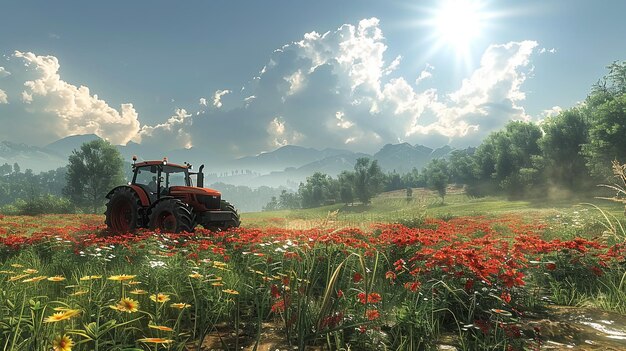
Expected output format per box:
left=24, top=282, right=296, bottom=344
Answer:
left=106, top=185, right=150, bottom=207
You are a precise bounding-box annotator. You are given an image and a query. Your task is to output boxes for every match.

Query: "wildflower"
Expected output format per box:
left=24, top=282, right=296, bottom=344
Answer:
left=149, top=324, right=174, bottom=332
left=48, top=276, right=66, bottom=282
left=150, top=293, right=171, bottom=303
left=70, top=290, right=89, bottom=296
left=127, top=280, right=141, bottom=285
left=108, top=274, right=136, bottom=281
left=337, top=289, right=344, bottom=298
left=0, top=270, right=14, bottom=274
left=222, top=289, right=239, bottom=295
left=366, top=309, right=380, bottom=321
left=8, top=274, right=29, bottom=281
left=385, top=271, right=396, bottom=280
left=137, top=338, right=173, bottom=344
left=170, top=302, right=191, bottom=309
left=353, top=272, right=363, bottom=283
left=10, top=263, right=24, bottom=268
left=23, top=268, right=38, bottom=274
left=22, top=275, right=47, bottom=283
left=129, top=289, right=148, bottom=295
left=188, top=272, right=203, bottom=279
left=357, top=292, right=382, bottom=304
left=112, top=298, right=140, bottom=313
left=211, top=282, right=224, bottom=287
left=79, top=275, right=102, bottom=281
left=44, top=309, right=80, bottom=323
left=52, top=334, right=74, bottom=351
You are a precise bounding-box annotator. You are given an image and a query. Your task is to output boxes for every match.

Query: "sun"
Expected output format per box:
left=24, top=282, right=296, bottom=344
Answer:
left=434, top=0, right=484, bottom=49
left=422, top=0, right=490, bottom=63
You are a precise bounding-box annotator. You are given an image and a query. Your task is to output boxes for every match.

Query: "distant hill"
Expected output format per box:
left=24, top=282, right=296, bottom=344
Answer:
left=1, top=134, right=455, bottom=187
left=0, top=141, right=66, bottom=173
left=45, top=134, right=102, bottom=156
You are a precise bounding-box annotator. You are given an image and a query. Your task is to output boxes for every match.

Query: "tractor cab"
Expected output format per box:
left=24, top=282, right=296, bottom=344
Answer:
left=132, top=159, right=192, bottom=200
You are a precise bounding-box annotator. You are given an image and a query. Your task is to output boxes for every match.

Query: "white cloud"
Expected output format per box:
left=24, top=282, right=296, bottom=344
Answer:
left=135, top=108, right=193, bottom=149
left=0, top=67, right=10, bottom=78
left=0, top=51, right=140, bottom=145
left=539, top=47, right=557, bottom=54
left=213, top=89, right=231, bottom=108
left=0, top=89, right=7, bottom=104
left=1, top=19, right=546, bottom=157
left=415, top=64, right=434, bottom=85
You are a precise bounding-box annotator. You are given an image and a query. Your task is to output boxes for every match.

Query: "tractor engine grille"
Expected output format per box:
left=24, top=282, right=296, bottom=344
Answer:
left=198, top=194, right=221, bottom=210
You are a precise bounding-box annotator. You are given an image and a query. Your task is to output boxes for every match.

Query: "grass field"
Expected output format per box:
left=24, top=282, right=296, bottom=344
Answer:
left=1, top=189, right=625, bottom=351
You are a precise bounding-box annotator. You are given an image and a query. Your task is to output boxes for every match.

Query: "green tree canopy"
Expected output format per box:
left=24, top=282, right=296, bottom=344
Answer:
left=63, top=139, right=125, bottom=213
left=353, top=157, right=384, bottom=204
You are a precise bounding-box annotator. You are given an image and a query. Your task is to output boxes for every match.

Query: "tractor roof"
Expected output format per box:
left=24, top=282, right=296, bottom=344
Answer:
left=134, top=161, right=188, bottom=169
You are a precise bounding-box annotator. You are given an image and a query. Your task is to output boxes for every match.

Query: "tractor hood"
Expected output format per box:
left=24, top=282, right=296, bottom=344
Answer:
left=169, top=186, right=221, bottom=197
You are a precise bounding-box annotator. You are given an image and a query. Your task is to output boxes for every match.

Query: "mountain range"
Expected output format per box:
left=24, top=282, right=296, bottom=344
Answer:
left=0, top=135, right=455, bottom=188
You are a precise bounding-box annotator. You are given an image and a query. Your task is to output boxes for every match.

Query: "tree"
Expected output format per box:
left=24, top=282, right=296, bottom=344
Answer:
left=13, top=162, right=20, bottom=174
left=338, top=171, right=355, bottom=205
left=582, top=94, right=626, bottom=180
left=353, top=158, right=384, bottom=204
left=299, top=172, right=335, bottom=208
left=539, top=108, right=592, bottom=189
left=423, top=159, right=449, bottom=202
left=64, top=139, right=125, bottom=213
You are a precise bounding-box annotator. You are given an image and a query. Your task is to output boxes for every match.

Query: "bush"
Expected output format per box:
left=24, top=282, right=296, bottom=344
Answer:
left=0, top=194, right=75, bottom=215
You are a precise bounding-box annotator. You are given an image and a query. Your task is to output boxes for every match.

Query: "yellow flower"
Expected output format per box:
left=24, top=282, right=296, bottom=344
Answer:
left=129, top=289, right=148, bottom=295
left=127, top=280, right=141, bottom=285
left=44, top=310, right=80, bottom=323
left=22, top=275, right=47, bottom=283
left=48, top=276, right=66, bottom=282
left=211, top=282, right=224, bottom=287
left=170, top=302, right=191, bottom=309
left=52, top=334, right=74, bottom=351
left=188, top=272, right=203, bottom=279
left=8, top=274, right=29, bottom=281
left=222, top=289, right=239, bottom=295
left=23, top=268, right=38, bottom=274
left=112, top=298, right=139, bottom=313
left=213, top=261, right=228, bottom=268
left=108, top=274, right=136, bottom=281
left=0, top=270, right=14, bottom=274
left=70, top=290, right=89, bottom=297
left=148, top=324, right=174, bottom=331
left=10, top=263, right=24, bottom=268
left=80, top=275, right=102, bottom=281
left=149, top=293, right=171, bottom=303
left=137, top=338, right=173, bottom=344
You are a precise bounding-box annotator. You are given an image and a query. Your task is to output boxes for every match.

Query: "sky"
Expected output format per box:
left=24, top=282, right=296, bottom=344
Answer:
left=0, top=0, right=624, bottom=157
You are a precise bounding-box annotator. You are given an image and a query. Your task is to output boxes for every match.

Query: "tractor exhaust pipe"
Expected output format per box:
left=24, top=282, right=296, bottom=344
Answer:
left=197, top=164, right=205, bottom=188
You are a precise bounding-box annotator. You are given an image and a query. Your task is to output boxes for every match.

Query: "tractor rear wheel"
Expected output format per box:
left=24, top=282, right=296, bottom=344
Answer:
left=148, top=199, right=195, bottom=233
left=105, top=187, right=143, bottom=233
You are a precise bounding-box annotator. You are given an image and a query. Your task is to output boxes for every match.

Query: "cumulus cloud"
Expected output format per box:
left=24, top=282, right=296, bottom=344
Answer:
left=134, top=108, right=193, bottom=149
left=0, top=51, right=140, bottom=145
left=1, top=18, right=546, bottom=157
left=0, top=89, right=7, bottom=104
left=136, top=18, right=543, bottom=156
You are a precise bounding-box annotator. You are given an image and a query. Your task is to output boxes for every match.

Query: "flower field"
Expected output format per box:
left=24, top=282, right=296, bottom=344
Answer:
left=1, top=212, right=625, bottom=350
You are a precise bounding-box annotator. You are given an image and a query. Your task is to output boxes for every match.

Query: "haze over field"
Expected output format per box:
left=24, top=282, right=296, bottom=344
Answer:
left=1, top=1, right=624, bottom=165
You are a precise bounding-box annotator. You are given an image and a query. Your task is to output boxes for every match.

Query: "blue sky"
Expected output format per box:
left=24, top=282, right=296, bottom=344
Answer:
left=0, top=0, right=624, bottom=156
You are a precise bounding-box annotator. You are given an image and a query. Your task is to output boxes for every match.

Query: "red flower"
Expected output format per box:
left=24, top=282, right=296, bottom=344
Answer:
left=366, top=309, right=380, bottom=321
left=353, top=272, right=363, bottom=283
left=337, top=289, right=344, bottom=298
left=500, top=291, right=511, bottom=304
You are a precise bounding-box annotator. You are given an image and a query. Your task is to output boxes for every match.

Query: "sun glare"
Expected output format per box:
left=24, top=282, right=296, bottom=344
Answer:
left=421, top=0, right=491, bottom=65
left=434, top=0, right=483, bottom=49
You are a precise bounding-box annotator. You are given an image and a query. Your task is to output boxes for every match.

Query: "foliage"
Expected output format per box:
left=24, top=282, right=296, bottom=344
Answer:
left=352, top=157, right=385, bottom=204
left=63, top=140, right=125, bottom=214
left=0, top=194, right=74, bottom=215
left=423, top=158, right=449, bottom=202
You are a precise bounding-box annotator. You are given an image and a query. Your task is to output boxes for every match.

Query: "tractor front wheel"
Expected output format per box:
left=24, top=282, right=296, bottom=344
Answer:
left=105, top=187, right=143, bottom=233
left=148, top=199, right=195, bottom=233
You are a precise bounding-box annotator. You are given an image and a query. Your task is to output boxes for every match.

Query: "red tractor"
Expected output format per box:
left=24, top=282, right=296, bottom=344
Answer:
left=105, top=157, right=240, bottom=233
